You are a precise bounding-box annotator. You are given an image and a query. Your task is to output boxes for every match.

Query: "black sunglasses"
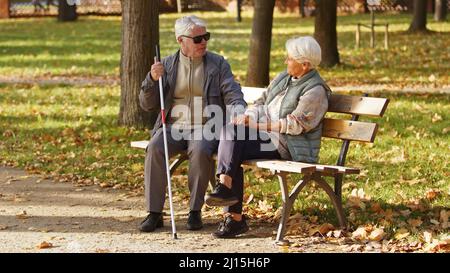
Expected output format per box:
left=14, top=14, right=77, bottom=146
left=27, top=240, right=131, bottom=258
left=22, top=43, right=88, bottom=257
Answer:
left=181, top=32, right=211, bottom=44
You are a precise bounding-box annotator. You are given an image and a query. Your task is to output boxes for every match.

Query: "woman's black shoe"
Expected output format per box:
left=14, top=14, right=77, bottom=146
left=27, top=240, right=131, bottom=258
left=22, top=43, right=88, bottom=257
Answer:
left=212, top=215, right=249, bottom=238
left=139, top=212, right=163, bottom=232
left=205, top=183, right=239, bottom=207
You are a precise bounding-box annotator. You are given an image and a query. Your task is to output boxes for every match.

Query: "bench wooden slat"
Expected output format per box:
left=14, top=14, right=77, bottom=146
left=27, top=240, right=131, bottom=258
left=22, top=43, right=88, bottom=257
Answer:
left=131, top=141, right=149, bottom=149
left=322, top=118, right=378, bottom=143
left=328, top=94, right=389, bottom=117
left=243, top=159, right=316, bottom=174
left=310, top=163, right=360, bottom=175
left=131, top=141, right=358, bottom=175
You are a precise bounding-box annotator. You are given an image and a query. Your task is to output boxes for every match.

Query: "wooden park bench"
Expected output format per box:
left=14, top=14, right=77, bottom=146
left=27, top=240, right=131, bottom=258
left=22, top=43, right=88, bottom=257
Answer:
left=131, top=87, right=389, bottom=243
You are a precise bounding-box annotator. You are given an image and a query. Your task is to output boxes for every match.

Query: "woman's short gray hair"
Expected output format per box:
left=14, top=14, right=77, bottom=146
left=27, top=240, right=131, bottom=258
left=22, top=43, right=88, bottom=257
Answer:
left=286, top=36, right=322, bottom=68
left=174, top=15, right=207, bottom=39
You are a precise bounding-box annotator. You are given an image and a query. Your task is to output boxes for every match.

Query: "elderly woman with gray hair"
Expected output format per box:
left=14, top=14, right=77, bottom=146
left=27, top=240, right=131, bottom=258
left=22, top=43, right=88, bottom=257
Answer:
left=205, top=36, right=331, bottom=238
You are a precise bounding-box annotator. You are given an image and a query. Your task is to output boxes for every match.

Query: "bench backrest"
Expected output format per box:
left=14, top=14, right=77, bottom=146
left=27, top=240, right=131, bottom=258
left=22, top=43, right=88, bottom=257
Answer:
left=241, top=87, right=389, bottom=144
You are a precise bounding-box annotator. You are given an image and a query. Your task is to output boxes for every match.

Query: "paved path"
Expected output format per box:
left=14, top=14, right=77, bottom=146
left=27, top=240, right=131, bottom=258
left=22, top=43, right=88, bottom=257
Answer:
left=1, top=166, right=352, bottom=253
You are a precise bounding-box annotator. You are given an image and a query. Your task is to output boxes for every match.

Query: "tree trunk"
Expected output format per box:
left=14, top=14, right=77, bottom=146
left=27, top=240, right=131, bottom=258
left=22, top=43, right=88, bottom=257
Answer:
left=408, top=0, right=429, bottom=32
left=237, top=0, right=242, bottom=22
left=314, top=0, right=340, bottom=67
left=58, top=0, right=77, bottom=21
left=434, top=0, right=447, bottom=21
left=299, top=0, right=306, bottom=17
left=246, top=0, right=275, bottom=87
left=119, top=0, right=159, bottom=128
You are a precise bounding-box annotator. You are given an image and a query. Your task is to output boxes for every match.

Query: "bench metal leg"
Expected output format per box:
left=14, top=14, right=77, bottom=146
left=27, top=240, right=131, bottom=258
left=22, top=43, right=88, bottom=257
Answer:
left=334, top=173, right=343, bottom=199
left=276, top=173, right=312, bottom=243
left=169, top=153, right=216, bottom=189
left=169, top=154, right=188, bottom=175
left=209, top=159, right=217, bottom=190
left=312, top=174, right=347, bottom=229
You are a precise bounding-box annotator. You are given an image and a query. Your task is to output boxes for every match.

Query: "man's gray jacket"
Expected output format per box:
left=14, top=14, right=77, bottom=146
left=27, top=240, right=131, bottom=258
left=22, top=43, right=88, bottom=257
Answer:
left=139, top=50, right=247, bottom=135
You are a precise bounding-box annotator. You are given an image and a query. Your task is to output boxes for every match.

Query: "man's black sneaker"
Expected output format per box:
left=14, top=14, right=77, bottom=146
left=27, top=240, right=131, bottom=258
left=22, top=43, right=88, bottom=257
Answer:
left=139, top=212, right=163, bottom=232
left=186, top=210, right=203, bottom=230
left=205, top=183, right=239, bottom=207
left=212, top=215, right=249, bottom=238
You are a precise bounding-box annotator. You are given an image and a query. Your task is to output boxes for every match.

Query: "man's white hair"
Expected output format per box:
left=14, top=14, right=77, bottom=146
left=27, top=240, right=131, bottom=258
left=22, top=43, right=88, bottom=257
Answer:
left=286, top=36, right=322, bottom=68
left=174, top=15, right=207, bottom=40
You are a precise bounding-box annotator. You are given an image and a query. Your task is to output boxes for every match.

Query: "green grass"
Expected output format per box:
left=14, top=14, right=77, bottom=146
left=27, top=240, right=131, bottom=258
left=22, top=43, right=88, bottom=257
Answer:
left=0, top=83, right=448, bottom=241
left=0, top=12, right=449, bottom=86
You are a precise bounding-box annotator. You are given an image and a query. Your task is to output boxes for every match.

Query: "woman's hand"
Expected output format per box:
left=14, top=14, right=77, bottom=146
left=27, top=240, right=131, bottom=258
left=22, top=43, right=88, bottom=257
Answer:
left=230, top=114, right=250, bottom=126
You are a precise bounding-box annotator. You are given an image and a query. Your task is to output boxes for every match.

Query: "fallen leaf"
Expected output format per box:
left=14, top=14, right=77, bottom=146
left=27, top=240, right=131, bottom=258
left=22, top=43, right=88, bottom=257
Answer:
left=0, top=225, right=8, bottom=230
left=369, top=228, right=385, bottom=242
left=407, top=218, right=423, bottom=228
left=423, top=231, right=433, bottom=244
left=318, top=223, right=335, bottom=235
left=399, top=209, right=411, bottom=217
left=424, top=239, right=449, bottom=253
left=333, top=230, right=344, bottom=238
left=245, top=194, right=254, bottom=204
left=430, top=219, right=440, bottom=225
left=389, top=149, right=407, bottom=163
left=37, top=241, right=53, bottom=249
left=394, top=228, right=410, bottom=240
left=2, top=129, right=15, bottom=138
left=258, top=200, right=273, bottom=212
left=425, top=189, right=440, bottom=200
left=309, top=215, right=318, bottom=223
left=431, top=113, right=442, bottom=123
left=370, top=202, right=383, bottom=213
left=352, top=227, right=368, bottom=241
left=100, top=182, right=111, bottom=188
left=383, top=209, right=395, bottom=221
left=95, top=248, right=110, bottom=253
left=16, top=211, right=30, bottom=219
left=273, top=208, right=282, bottom=221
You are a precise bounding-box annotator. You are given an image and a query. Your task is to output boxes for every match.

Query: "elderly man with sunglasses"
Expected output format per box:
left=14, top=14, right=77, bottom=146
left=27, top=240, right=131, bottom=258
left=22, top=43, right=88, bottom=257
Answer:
left=138, top=15, right=246, bottom=233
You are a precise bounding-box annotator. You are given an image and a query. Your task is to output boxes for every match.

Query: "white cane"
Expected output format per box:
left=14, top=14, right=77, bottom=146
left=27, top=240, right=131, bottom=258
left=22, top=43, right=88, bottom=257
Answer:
left=155, top=45, right=177, bottom=239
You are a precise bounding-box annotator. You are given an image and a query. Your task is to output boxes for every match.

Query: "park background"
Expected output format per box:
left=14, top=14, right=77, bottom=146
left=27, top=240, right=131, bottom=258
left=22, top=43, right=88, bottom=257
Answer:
left=0, top=0, right=448, bottom=252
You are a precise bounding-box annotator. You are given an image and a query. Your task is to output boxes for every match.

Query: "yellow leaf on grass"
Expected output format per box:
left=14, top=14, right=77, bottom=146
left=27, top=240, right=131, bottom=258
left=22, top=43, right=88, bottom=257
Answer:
left=369, top=228, right=385, bottom=242
left=258, top=200, right=273, bottom=212
left=131, top=163, right=143, bottom=172
left=394, top=228, right=410, bottom=240
left=431, top=113, right=442, bottom=123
